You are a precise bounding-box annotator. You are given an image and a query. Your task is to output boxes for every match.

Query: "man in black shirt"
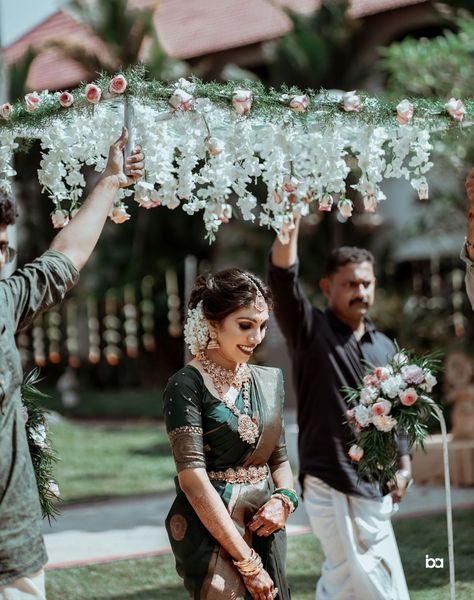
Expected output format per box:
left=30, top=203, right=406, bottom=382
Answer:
left=268, top=216, right=411, bottom=599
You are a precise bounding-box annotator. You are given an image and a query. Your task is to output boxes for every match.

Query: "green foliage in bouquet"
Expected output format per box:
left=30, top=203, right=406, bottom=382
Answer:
left=21, top=369, right=60, bottom=523
left=344, top=348, right=442, bottom=485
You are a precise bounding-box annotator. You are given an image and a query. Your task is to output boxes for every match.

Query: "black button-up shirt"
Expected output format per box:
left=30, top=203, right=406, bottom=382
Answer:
left=268, top=259, right=409, bottom=499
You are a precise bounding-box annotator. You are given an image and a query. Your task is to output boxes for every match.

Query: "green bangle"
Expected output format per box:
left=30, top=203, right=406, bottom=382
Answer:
left=273, top=488, right=299, bottom=511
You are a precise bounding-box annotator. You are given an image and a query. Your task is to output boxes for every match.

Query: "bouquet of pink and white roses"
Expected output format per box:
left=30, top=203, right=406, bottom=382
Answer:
left=345, top=349, right=441, bottom=484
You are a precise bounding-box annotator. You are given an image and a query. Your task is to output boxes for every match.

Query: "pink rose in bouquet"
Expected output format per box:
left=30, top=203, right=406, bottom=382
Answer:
left=399, top=387, right=418, bottom=406
left=374, top=367, right=391, bottom=382
left=371, top=400, right=392, bottom=416
left=401, top=364, right=425, bottom=385
left=348, top=444, right=364, bottom=462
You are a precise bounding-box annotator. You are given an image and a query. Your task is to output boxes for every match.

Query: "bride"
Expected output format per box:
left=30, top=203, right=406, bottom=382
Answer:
left=164, top=268, right=296, bottom=600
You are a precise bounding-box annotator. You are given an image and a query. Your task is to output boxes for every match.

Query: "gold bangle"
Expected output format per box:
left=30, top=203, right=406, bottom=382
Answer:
left=233, top=548, right=263, bottom=576
left=272, top=492, right=295, bottom=514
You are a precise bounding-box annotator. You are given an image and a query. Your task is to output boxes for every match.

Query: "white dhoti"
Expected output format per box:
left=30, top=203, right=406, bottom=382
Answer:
left=0, top=571, right=46, bottom=600
left=303, top=475, right=410, bottom=600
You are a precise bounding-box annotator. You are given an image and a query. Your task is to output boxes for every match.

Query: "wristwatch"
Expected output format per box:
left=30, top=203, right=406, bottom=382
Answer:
left=397, top=468, right=414, bottom=488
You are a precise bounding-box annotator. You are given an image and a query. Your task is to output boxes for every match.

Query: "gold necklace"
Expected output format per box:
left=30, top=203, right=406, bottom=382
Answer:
left=197, top=351, right=259, bottom=445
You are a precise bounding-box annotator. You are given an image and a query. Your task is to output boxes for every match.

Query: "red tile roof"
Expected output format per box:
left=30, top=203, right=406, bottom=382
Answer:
left=3, top=0, right=426, bottom=91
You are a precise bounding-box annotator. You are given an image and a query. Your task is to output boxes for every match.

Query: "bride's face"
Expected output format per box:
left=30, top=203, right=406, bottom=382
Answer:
left=208, top=304, right=270, bottom=369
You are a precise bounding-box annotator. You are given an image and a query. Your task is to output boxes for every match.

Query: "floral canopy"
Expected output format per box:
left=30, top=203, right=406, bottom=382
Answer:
left=0, top=68, right=471, bottom=241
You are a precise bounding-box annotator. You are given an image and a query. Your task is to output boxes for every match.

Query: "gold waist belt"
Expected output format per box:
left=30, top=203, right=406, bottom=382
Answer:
left=207, top=464, right=268, bottom=484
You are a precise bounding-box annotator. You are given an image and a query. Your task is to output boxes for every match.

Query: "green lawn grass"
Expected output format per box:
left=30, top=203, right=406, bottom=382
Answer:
left=46, top=511, right=474, bottom=599
left=50, top=419, right=175, bottom=502
left=42, top=387, right=164, bottom=420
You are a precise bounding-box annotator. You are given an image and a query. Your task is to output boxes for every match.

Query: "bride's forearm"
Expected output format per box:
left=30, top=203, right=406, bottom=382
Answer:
left=178, top=467, right=251, bottom=562
left=270, top=460, right=295, bottom=490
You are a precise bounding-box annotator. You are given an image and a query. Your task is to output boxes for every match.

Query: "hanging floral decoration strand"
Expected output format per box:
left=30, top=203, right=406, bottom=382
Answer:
left=0, top=66, right=472, bottom=242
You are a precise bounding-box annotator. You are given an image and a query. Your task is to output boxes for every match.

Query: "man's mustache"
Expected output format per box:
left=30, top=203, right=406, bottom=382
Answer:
left=349, top=298, right=369, bottom=307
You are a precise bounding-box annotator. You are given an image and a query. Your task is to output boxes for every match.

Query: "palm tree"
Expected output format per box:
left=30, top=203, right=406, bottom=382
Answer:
left=267, top=0, right=365, bottom=91
left=39, top=0, right=187, bottom=81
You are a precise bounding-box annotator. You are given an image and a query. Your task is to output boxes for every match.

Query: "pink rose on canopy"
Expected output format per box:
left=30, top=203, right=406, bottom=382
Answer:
left=51, top=209, right=70, bottom=229
left=25, top=92, right=41, bottom=112
left=363, top=195, right=378, bottom=213
left=109, top=204, right=131, bottom=224
left=0, top=103, right=12, bottom=119
left=446, top=98, right=466, bottom=121
left=342, top=91, right=361, bottom=112
left=396, top=99, right=413, bottom=125
left=338, top=198, right=353, bottom=219
left=399, top=387, right=418, bottom=406
left=169, top=89, right=194, bottom=112
left=289, top=94, right=309, bottom=113
left=85, top=84, right=102, bottom=104
left=232, top=90, right=253, bottom=116
left=401, top=364, right=425, bottom=385
left=348, top=444, right=364, bottom=462
left=282, top=176, right=299, bottom=193
left=206, top=137, right=224, bottom=156
left=109, top=74, right=127, bottom=94
left=58, top=91, right=73, bottom=108
left=319, top=194, right=333, bottom=212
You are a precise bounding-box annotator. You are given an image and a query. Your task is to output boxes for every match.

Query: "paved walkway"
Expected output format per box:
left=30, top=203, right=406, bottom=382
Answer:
left=42, top=411, right=474, bottom=570
left=43, top=484, right=474, bottom=571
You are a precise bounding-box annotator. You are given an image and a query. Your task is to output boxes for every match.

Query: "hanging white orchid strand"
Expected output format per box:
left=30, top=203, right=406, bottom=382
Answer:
left=1, top=70, right=462, bottom=241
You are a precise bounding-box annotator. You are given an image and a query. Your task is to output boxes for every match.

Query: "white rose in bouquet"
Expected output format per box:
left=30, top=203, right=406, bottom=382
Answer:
left=380, top=375, right=406, bottom=399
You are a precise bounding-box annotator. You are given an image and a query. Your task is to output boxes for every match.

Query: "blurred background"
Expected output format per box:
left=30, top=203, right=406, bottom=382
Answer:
left=1, top=1, right=474, bottom=598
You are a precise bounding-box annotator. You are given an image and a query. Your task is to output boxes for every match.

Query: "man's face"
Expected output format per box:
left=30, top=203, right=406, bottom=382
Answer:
left=0, top=226, right=8, bottom=272
left=320, top=261, right=376, bottom=325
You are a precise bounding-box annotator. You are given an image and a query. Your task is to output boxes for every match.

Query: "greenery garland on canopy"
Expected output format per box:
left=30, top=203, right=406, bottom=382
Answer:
left=0, top=66, right=472, bottom=241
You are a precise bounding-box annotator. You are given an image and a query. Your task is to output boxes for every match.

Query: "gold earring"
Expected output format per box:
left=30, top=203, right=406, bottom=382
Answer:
left=207, top=330, right=220, bottom=350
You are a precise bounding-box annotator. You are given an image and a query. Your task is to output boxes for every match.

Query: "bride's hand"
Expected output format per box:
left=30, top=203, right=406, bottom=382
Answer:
left=248, top=497, right=289, bottom=537
left=241, top=568, right=277, bottom=600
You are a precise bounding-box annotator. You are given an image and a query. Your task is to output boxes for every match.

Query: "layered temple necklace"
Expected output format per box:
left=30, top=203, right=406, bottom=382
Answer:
left=197, top=351, right=259, bottom=444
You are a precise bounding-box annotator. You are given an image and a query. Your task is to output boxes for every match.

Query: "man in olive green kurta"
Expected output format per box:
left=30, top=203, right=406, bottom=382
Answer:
left=0, top=129, right=144, bottom=599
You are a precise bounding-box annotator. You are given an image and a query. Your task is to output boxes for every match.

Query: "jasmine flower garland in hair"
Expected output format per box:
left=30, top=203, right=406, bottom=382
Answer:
left=183, top=301, right=209, bottom=356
